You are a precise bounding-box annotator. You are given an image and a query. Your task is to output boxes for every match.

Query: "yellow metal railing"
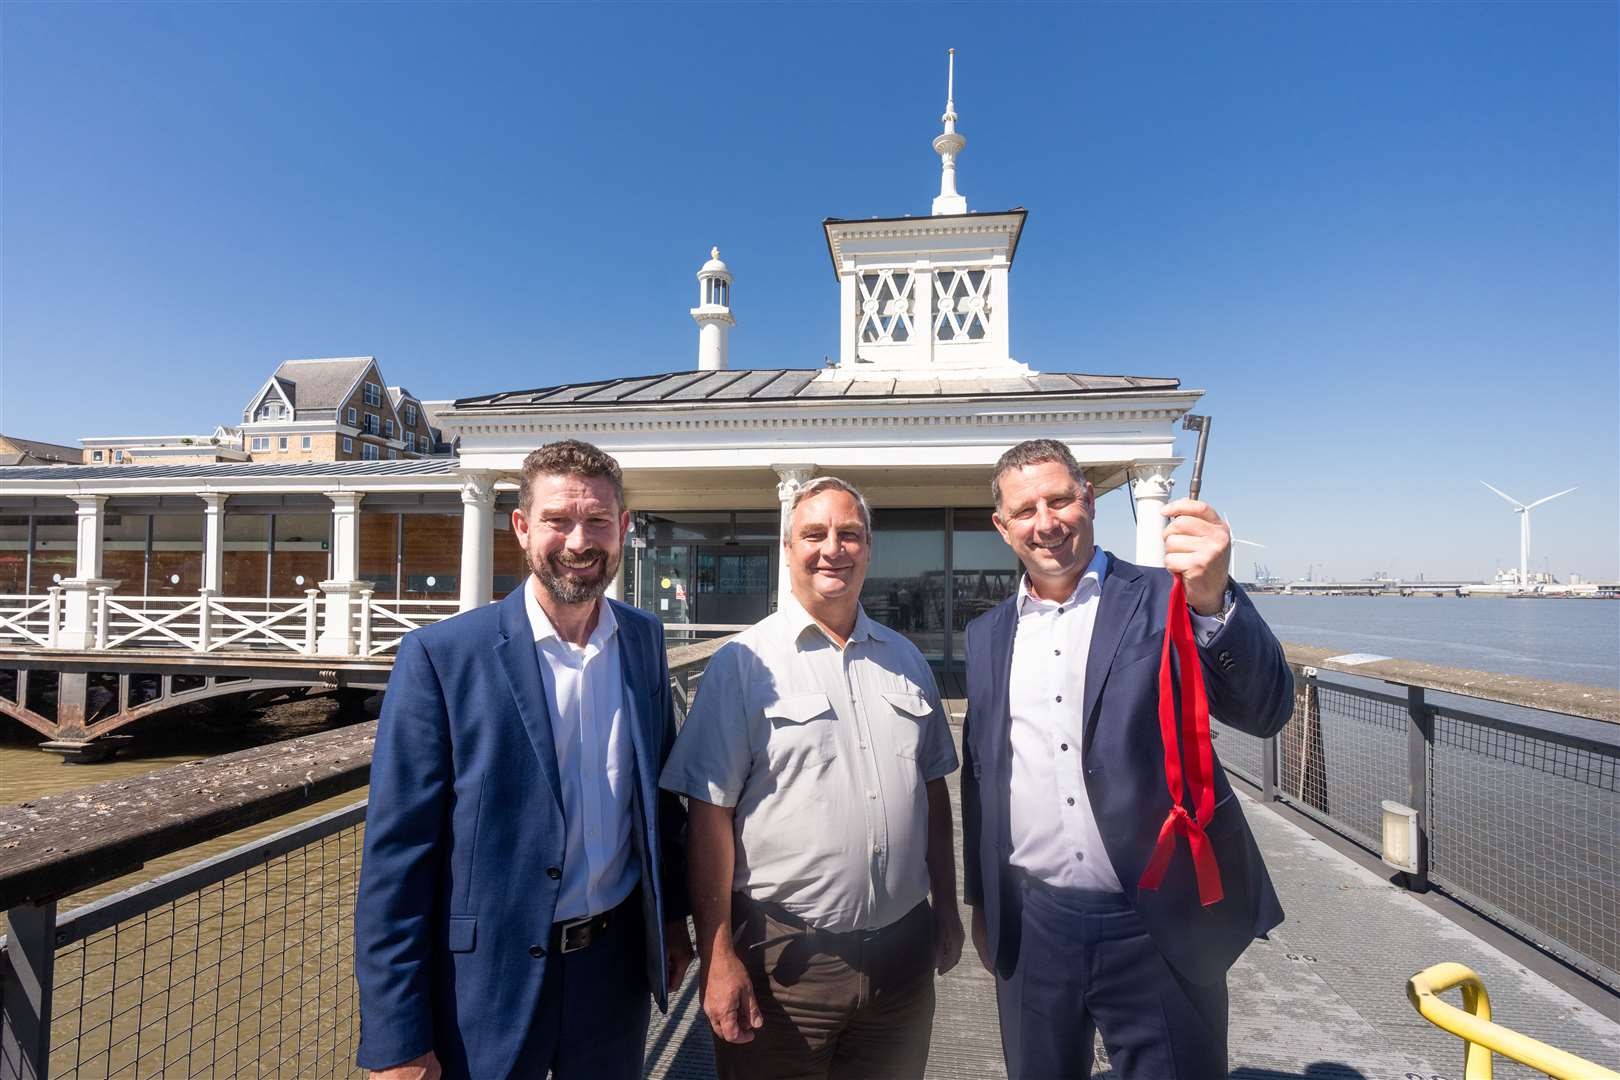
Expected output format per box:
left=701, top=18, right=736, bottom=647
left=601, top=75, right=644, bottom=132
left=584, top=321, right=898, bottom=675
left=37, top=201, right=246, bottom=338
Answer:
left=1406, top=962, right=1620, bottom=1080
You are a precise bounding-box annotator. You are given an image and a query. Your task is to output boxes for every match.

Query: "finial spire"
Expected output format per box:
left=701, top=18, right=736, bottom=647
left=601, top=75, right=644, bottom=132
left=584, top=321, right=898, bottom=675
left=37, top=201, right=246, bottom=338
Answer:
left=932, top=48, right=968, bottom=216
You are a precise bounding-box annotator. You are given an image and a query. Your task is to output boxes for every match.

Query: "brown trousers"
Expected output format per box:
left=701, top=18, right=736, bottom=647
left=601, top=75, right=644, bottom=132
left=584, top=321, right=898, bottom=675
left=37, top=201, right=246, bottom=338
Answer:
left=713, top=897, right=937, bottom=1080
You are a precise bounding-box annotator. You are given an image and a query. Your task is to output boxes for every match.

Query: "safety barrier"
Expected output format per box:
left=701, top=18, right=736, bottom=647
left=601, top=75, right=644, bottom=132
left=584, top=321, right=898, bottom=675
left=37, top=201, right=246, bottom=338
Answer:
left=1406, top=962, right=1620, bottom=1079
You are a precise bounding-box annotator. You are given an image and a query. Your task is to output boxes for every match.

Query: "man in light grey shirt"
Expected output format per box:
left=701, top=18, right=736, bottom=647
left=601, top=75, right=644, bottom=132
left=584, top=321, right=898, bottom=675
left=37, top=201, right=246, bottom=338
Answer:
left=660, top=476, right=963, bottom=1080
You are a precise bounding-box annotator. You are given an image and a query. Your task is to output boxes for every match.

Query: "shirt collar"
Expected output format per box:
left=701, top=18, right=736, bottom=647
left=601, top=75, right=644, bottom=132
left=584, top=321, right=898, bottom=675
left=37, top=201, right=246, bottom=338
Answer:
left=523, top=575, right=618, bottom=648
left=781, top=593, right=883, bottom=647
left=1017, top=546, right=1108, bottom=612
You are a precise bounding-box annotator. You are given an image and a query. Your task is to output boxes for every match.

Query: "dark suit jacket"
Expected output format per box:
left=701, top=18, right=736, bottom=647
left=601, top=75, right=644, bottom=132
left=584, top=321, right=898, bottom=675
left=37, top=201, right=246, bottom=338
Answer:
left=354, top=588, right=688, bottom=1079
left=961, top=552, right=1292, bottom=986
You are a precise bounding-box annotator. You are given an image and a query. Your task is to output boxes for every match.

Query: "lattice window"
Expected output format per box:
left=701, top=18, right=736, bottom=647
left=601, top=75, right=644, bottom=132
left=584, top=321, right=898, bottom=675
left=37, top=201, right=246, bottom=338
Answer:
left=857, top=270, right=916, bottom=345
left=934, top=268, right=991, bottom=342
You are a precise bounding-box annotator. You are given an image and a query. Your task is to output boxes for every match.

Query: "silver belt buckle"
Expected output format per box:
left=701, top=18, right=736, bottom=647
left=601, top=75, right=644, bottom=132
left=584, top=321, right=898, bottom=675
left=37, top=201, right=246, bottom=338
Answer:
left=559, top=915, right=595, bottom=954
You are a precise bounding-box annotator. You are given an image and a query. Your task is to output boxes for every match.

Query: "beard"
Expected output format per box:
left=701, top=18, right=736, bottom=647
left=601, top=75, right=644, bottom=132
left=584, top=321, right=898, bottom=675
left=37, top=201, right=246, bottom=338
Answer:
left=531, top=545, right=622, bottom=606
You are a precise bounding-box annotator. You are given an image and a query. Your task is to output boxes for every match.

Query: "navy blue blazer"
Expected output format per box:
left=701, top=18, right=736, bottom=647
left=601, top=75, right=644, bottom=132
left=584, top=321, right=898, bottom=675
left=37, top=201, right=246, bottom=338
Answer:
left=354, top=588, right=688, bottom=1079
left=961, top=553, right=1292, bottom=987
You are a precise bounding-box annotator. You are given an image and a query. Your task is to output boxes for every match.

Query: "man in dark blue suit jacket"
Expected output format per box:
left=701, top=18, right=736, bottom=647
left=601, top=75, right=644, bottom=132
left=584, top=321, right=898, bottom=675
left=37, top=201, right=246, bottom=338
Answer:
left=355, top=441, right=692, bottom=1080
left=961, top=439, right=1293, bottom=1080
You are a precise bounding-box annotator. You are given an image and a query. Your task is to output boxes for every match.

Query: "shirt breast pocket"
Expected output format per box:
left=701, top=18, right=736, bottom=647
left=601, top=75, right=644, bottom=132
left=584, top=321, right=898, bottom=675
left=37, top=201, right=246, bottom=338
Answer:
left=764, top=691, right=837, bottom=774
left=882, top=690, right=933, bottom=760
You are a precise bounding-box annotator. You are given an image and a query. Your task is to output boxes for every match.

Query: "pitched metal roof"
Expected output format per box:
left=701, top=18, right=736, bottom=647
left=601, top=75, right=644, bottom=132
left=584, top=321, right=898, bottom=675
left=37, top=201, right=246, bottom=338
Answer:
left=0, top=435, right=82, bottom=465
left=0, top=459, right=458, bottom=483
left=453, top=368, right=1179, bottom=411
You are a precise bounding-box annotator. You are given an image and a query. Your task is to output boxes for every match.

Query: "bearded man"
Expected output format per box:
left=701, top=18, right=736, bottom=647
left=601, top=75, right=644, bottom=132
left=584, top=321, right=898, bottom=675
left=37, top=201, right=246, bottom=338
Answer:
left=355, top=440, right=693, bottom=1080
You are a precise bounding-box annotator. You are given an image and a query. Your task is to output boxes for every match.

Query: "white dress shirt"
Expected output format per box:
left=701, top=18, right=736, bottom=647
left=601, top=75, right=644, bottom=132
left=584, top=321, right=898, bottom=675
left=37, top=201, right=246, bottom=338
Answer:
left=524, top=578, right=638, bottom=920
left=1007, top=548, right=1229, bottom=891
left=659, top=598, right=959, bottom=932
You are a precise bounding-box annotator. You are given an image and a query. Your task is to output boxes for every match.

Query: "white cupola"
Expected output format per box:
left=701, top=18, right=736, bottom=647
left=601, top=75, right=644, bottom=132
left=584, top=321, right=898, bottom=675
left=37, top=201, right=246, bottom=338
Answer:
left=691, top=247, right=735, bottom=371
left=818, top=50, right=1028, bottom=380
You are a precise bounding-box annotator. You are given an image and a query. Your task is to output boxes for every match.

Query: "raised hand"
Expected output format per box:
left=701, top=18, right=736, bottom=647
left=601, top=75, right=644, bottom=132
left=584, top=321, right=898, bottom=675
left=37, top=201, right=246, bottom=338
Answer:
left=1161, top=499, right=1231, bottom=616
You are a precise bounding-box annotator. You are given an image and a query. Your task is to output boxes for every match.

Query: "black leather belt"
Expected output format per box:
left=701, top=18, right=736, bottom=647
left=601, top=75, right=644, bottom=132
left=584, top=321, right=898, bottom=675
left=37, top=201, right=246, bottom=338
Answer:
left=551, top=889, right=636, bottom=954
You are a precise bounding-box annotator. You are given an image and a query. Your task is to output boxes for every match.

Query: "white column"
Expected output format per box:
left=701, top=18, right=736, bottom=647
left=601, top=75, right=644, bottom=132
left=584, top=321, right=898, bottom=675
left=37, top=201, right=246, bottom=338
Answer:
left=318, top=491, right=365, bottom=655
left=458, top=471, right=497, bottom=612
left=988, top=259, right=1011, bottom=362
left=200, top=493, right=227, bottom=593
left=838, top=264, right=858, bottom=366
left=73, top=495, right=106, bottom=580
left=1128, top=459, right=1180, bottom=568
left=773, top=463, right=816, bottom=605
left=59, top=495, right=117, bottom=650
left=911, top=262, right=934, bottom=368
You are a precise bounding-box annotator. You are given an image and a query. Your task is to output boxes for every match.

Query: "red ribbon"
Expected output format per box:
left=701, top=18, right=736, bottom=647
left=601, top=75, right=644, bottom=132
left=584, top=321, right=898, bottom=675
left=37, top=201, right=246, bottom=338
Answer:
left=1138, top=576, right=1225, bottom=906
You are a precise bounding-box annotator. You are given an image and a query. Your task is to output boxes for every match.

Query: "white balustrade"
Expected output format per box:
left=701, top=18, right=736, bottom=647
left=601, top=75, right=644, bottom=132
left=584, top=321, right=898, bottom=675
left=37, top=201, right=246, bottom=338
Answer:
left=0, top=592, right=59, bottom=648
left=353, top=594, right=460, bottom=657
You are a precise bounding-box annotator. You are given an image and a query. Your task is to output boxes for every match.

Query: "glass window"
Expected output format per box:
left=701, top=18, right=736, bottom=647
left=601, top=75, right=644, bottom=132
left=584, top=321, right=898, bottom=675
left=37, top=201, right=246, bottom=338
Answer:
left=404, top=403, right=417, bottom=426
left=222, top=514, right=270, bottom=596
left=363, top=443, right=380, bottom=460
left=271, top=512, right=330, bottom=596
left=358, top=512, right=400, bottom=598
left=0, top=515, right=29, bottom=593
left=343, top=436, right=354, bottom=454
left=493, top=513, right=527, bottom=600
left=278, top=436, right=289, bottom=451
left=150, top=514, right=204, bottom=596
left=402, top=514, right=460, bottom=600
left=28, top=516, right=76, bottom=590
left=346, top=407, right=358, bottom=426
left=364, top=382, right=381, bottom=407
left=384, top=418, right=395, bottom=437
left=114, top=450, right=125, bottom=462
left=302, top=435, right=312, bottom=450
left=91, top=450, right=103, bottom=462
left=952, top=508, right=1019, bottom=634
left=860, top=509, right=946, bottom=662
left=103, top=512, right=149, bottom=595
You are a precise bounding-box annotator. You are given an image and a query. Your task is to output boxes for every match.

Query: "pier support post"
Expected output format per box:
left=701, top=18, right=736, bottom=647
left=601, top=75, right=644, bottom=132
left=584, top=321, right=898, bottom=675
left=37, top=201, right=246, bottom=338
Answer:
left=318, top=492, right=364, bottom=656
left=1127, top=459, right=1179, bottom=568
left=458, top=471, right=497, bottom=612
left=1, top=900, right=58, bottom=1079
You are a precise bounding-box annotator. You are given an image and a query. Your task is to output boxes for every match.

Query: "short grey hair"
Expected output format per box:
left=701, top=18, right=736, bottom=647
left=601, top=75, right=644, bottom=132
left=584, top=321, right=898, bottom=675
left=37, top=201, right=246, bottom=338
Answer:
left=785, top=476, right=873, bottom=542
left=990, top=439, right=1086, bottom=508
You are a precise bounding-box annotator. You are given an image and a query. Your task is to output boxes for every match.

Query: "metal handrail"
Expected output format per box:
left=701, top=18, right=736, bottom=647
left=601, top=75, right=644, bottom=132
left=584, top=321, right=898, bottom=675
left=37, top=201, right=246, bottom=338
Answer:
left=1406, top=962, right=1620, bottom=1080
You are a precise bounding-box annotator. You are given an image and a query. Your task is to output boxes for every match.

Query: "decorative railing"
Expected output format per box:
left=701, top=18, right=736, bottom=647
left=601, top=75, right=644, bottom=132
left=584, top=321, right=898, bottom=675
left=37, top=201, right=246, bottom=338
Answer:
left=92, top=591, right=323, bottom=654
left=0, top=593, right=59, bottom=650
left=352, top=594, right=460, bottom=657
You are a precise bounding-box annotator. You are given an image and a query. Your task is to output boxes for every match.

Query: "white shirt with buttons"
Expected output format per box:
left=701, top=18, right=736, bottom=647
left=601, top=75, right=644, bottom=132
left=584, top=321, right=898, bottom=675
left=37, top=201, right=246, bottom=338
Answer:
left=660, top=598, right=959, bottom=933
left=524, top=579, right=639, bottom=921
left=1006, top=548, right=1229, bottom=891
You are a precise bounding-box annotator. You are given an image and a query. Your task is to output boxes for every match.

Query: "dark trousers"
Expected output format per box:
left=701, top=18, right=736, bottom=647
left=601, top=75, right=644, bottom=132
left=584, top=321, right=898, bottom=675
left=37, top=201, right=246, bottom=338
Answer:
left=995, top=879, right=1227, bottom=1080
left=511, top=890, right=651, bottom=1080
left=714, top=896, right=937, bottom=1080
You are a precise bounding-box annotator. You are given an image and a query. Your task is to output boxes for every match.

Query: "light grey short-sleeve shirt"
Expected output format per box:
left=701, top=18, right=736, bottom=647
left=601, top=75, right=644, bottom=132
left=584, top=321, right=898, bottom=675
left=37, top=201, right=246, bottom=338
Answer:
left=659, top=600, right=959, bottom=932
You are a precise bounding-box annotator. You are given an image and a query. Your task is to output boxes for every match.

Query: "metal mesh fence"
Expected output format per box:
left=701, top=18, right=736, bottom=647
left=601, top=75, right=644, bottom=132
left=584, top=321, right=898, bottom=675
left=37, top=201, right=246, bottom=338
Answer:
left=1209, top=716, right=1263, bottom=786
left=39, top=815, right=365, bottom=1079
left=1428, top=710, right=1620, bottom=989
left=1276, top=679, right=1408, bottom=850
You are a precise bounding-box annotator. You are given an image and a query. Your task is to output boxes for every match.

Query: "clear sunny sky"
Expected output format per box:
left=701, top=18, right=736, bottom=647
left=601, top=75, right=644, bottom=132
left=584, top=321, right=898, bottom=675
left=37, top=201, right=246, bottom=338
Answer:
left=3, top=2, right=1615, bottom=582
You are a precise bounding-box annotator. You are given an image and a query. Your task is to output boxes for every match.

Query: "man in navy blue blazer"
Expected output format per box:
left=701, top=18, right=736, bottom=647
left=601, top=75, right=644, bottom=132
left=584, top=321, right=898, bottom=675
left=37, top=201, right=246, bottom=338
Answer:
left=961, top=439, right=1293, bottom=1080
left=355, top=441, right=692, bottom=1080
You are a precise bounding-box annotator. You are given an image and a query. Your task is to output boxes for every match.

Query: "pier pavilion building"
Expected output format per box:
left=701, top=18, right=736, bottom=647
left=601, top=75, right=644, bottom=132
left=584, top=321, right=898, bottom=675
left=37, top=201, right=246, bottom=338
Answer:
left=0, top=78, right=1202, bottom=675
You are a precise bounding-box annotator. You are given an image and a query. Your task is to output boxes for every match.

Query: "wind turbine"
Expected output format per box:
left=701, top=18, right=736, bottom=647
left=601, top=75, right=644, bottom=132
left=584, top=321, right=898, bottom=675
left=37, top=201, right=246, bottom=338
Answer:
left=1225, top=518, right=1267, bottom=581
left=1480, top=482, right=1577, bottom=586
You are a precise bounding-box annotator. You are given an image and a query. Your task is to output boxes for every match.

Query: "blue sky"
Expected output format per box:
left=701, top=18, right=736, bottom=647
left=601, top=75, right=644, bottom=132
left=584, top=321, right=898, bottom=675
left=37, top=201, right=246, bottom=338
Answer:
left=3, top=2, right=1615, bottom=582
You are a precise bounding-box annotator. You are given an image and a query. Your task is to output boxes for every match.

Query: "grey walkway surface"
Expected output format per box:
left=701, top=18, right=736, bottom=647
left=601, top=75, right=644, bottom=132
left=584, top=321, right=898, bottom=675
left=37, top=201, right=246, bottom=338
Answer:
left=645, top=742, right=1620, bottom=1080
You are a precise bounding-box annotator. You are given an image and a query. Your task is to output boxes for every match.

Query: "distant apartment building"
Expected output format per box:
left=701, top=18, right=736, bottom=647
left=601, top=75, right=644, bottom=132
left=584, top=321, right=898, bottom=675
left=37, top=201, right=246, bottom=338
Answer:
left=238, top=357, right=442, bottom=462
left=82, top=428, right=250, bottom=465
left=80, top=356, right=450, bottom=465
left=0, top=435, right=82, bottom=466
